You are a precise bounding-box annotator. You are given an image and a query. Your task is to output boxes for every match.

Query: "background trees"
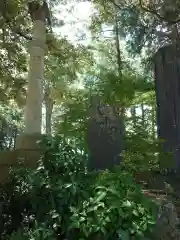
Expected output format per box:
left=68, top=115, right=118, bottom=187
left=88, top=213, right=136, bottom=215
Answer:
left=0, top=0, right=177, bottom=171
left=0, top=1, right=180, bottom=239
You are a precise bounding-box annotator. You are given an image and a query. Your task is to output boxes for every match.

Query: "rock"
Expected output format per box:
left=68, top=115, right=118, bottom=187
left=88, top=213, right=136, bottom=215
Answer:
left=152, top=202, right=180, bottom=240
left=87, top=95, right=124, bottom=171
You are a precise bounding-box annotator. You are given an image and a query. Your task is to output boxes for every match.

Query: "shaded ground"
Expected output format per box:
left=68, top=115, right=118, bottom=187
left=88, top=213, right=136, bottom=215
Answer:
left=135, top=171, right=180, bottom=216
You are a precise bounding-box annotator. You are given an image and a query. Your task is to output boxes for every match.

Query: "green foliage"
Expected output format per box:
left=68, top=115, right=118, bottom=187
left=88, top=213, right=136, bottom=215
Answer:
left=89, top=0, right=168, bottom=74
left=0, top=103, right=23, bottom=150
left=0, top=2, right=171, bottom=237
left=0, top=104, right=23, bottom=128
left=0, top=136, right=157, bottom=240
left=122, top=136, right=160, bottom=173
left=70, top=169, right=157, bottom=239
left=122, top=104, right=158, bottom=173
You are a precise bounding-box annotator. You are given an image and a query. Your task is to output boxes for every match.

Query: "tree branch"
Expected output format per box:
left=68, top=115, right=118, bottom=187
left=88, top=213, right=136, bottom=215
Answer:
left=139, top=0, right=180, bottom=24
left=108, top=0, right=121, bottom=10
left=139, top=0, right=163, bottom=19
left=154, top=29, right=173, bottom=38
left=14, top=28, right=32, bottom=40
left=1, top=9, right=32, bottom=41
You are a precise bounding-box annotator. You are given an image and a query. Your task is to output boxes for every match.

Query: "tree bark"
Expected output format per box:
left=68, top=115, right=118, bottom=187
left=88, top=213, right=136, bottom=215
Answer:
left=131, top=106, right=136, bottom=129
left=141, top=103, right=145, bottom=128
left=151, top=104, right=156, bottom=140
left=114, top=11, right=125, bottom=150
left=44, top=85, right=54, bottom=135
left=154, top=44, right=180, bottom=171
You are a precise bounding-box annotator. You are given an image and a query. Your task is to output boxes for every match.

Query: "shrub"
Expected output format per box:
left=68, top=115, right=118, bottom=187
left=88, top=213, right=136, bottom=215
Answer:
left=69, top=169, right=157, bottom=239
left=0, top=136, right=157, bottom=239
left=122, top=135, right=163, bottom=173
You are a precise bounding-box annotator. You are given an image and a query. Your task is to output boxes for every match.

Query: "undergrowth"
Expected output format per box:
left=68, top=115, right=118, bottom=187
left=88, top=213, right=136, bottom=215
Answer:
left=0, top=136, right=158, bottom=240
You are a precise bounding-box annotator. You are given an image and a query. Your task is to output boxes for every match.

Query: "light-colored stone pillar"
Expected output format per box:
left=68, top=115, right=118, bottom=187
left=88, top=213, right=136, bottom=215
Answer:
left=16, top=20, right=47, bottom=149
left=25, top=20, right=46, bottom=134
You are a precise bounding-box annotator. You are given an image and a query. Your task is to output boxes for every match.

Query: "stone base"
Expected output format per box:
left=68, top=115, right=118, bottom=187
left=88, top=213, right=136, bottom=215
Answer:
left=0, top=149, right=42, bottom=183
left=15, top=132, right=45, bottom=150
left=0, top=133, right=47, bottom=183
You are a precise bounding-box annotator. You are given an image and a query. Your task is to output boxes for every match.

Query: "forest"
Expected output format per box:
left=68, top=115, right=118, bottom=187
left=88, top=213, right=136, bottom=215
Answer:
left=0, top=0, right=180, bottom=239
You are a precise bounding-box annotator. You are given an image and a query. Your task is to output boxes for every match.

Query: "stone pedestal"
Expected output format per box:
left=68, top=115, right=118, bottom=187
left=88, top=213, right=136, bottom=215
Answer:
left=15, top=132, right=44, bottom=150
left=15, top=133, right=45, bottom=166
left=0, top=133, right=46, bottom=183
left=0, top=132, right=46, bottom=182
left=15, top=132, right=45, bottom=169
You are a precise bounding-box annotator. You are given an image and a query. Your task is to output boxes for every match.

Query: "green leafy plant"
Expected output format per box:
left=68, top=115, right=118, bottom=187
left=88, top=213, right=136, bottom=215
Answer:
left=69, top=169, right=157, bottom=239
left=0, top=136, right=157, bottom=240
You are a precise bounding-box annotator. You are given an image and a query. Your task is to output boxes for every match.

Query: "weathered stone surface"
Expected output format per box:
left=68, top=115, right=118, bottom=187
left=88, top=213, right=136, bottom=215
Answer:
left=152, top=201, right=180, bottom=240
left=0, top=149, right=43, bottom=183
left=15, top=132, right=44, bottom=150
left=0, top=133, right=46, bottom=183
left=87, top=95, right=124, bottom=171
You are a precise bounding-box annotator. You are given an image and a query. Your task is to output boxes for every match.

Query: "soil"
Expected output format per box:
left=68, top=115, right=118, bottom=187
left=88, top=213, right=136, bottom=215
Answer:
left=135, top=171, right=180, bottom=216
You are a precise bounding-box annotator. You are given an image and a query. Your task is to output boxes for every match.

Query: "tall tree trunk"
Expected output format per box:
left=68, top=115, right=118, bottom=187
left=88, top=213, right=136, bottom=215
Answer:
left=24, top=1, right=47, bottom=134
left=114, top=13, right=125, bottom=149
left=131, top=106, right=136, bottom=129
left=141, top=103, right=145, bottom=128
left=154, top=44, right=180, bottom=171
left=151, top=104, right=156, bottom=140
left=44, top=85, right=54, bottom=135
left=115, top=17, right=122, bottom=76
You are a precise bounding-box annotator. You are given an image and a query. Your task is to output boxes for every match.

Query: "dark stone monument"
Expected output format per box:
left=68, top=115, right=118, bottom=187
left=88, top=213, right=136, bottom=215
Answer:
left=87, top=95, right=124, bottom=171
